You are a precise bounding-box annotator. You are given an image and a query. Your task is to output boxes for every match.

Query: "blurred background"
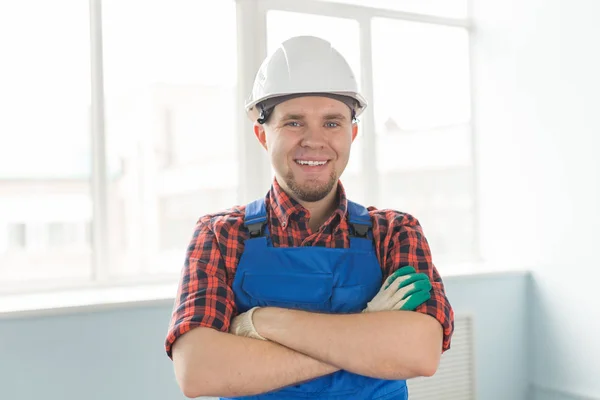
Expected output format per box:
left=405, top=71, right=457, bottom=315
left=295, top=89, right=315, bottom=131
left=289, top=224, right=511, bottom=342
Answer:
left=0, top=0, right=598, bottom=399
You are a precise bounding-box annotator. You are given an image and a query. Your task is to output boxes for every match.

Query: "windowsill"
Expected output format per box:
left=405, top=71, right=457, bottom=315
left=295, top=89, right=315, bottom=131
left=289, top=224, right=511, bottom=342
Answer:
left=437, top=260, right=530, bottom=279
left=0, top=263, right=530, bottom=320
left=0, top=282, right=179, bottom=319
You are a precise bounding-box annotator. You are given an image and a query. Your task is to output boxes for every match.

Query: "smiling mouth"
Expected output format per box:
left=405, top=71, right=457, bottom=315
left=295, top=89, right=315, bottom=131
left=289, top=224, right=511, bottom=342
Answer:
left=295, top=160, right=329, bottom=166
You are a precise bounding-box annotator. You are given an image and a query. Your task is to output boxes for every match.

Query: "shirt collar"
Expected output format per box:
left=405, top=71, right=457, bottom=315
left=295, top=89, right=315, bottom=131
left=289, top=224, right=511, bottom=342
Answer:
left=267, top=178, right=348, bottom=228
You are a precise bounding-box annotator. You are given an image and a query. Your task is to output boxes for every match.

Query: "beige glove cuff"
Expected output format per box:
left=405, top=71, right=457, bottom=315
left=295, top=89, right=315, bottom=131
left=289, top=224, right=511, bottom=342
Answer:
left=246, top=306, right=267, bottom=340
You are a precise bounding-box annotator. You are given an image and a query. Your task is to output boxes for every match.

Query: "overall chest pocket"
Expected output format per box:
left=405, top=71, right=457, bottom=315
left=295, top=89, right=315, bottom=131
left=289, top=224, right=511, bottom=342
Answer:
left=329, top=284, right=369, bottom=313
left=240, top=271, right=333, bottom=312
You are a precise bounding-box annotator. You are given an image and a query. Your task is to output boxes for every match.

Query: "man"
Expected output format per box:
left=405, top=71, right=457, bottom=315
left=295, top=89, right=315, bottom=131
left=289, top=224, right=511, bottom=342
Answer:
left=165, top=36, right=454, bottom=400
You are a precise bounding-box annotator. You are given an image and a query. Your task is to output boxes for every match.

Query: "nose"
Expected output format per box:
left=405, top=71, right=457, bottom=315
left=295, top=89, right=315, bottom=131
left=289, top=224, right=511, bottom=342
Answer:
left=300, top=126, right=327, bottom=149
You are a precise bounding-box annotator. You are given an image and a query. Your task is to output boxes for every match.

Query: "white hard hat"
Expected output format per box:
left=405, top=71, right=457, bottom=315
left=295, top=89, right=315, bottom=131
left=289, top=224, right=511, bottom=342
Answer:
left=245, top=36, right=367, bottom=121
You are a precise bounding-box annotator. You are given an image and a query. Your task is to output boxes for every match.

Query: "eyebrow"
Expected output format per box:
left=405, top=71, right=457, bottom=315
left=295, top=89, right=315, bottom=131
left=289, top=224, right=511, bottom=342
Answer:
left=323, top=113, right=348, bottom=120
left=280, top=112, right=348, bottom=121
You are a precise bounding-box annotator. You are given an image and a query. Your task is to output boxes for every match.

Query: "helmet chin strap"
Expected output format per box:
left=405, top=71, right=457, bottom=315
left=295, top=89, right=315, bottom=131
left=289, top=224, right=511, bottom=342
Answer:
left=257, top=104, right=272, bottom=125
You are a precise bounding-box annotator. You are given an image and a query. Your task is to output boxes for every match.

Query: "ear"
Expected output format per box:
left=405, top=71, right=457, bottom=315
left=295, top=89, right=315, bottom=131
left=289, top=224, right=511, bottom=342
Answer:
left=254, top=123, right=268, bottom=150
left=351, top=122, right=358, bottom=142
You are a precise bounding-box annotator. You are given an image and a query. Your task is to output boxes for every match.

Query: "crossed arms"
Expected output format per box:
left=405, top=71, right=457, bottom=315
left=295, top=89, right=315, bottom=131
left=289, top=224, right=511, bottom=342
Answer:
left=172, top=307, right=442, bottom=398
left=168, top=213, right=452, bottom=398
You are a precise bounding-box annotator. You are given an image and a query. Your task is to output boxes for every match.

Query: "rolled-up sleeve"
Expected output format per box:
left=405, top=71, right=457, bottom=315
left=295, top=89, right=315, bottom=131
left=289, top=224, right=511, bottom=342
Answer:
left=164, top=218, right=236, bottom=359
left=383, top=213, right=454, bottom=352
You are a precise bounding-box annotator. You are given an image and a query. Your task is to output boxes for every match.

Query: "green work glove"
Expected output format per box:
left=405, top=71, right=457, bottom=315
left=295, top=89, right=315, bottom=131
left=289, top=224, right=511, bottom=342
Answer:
left=363, top=266, right=432, bottom=312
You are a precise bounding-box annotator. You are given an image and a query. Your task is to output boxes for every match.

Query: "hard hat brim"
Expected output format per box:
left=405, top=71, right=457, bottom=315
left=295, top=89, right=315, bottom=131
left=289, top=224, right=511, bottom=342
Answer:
left=246, top=91, right=367, bottom=121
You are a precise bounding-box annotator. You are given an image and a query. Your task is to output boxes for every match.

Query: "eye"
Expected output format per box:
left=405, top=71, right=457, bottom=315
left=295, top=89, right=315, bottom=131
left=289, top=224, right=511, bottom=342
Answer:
left=285, top=121, right=301, bottom=127
left=325, top=121, right=340, bottom=128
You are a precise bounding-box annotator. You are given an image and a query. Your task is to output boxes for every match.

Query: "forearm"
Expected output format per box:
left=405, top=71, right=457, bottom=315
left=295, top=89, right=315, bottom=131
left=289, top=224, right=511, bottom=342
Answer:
left=172, top=327, right=339, bottom=398
left=254, top=308, right=443, bottom=380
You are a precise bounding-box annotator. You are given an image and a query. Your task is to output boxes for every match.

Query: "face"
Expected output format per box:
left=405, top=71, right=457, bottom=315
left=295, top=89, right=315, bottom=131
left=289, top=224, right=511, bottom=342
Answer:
left=254, top=96, right=358, bottom=203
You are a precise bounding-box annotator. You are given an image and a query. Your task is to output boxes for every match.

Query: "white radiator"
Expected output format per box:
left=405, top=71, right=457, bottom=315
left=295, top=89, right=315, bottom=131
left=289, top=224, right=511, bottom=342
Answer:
left=407, top=314, right=476, bottom=400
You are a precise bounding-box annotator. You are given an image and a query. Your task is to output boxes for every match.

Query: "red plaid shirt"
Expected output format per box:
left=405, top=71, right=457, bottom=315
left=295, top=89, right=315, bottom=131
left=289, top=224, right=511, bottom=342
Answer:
left=165, top=179, right=454, bottom=358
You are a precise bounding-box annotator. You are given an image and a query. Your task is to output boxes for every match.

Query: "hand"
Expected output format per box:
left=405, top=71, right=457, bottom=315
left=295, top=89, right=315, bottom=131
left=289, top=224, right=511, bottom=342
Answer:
left=364, top=266, right=432, bottom=312
left=229, top=306, right=267, bottom=340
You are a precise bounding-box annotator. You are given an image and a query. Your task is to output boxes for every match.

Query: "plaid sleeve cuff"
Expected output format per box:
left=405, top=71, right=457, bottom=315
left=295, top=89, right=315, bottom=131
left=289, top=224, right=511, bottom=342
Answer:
left=164, top=283, right=236, bottom=359
left=416, top=282, right=454, bottom=352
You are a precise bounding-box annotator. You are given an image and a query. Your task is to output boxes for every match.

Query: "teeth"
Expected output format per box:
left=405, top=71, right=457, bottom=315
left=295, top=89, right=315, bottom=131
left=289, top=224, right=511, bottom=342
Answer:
left=296, top=160, right=327, bottom=166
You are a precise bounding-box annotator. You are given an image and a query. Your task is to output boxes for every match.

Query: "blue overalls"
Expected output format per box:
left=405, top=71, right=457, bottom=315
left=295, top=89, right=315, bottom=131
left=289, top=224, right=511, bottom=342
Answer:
left=224, top=198, right=408, bottom=400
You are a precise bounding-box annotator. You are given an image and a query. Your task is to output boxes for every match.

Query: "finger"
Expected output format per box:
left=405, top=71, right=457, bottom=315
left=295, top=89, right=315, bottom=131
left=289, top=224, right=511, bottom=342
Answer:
left=394, top=265, right=417, bottom=277
left=384, top=266, right=416, bottom=289
left=387, top=282, right=413, bottom=306
left=387, top=272, right=429, bottom=292
left=384, top=272, right=418, bottom=292
left=405, top=279, right=432, bottom=296
left=383, top=275, right=408, bottom=295
left=395, top=290, right=432, bottom=311
left=230, top=314, right=246, bottom=335
left=396, top=274, right=423, bottom=290
left=386, top=279, right=431, bottom=308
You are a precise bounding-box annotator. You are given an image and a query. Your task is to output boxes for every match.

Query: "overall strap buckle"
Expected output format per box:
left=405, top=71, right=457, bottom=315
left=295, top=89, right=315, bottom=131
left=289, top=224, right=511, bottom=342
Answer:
left=244, top=198, right=268, bottom=237
left=347, top=200, right=372, bottom=238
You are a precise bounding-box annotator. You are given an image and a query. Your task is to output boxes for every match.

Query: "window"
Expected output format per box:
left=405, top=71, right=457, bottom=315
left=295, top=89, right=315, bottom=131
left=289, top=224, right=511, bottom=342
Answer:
left=0, top=1, right=92, bottom=289
left=7, top=224, right=26, bottom=250
left=47, top=222, right=87, bottom=249
left=101, top=0, right=238, bottom=277
left=371, top=18, right=474, bottom=261
left=1, top=0, right=474, bottom=295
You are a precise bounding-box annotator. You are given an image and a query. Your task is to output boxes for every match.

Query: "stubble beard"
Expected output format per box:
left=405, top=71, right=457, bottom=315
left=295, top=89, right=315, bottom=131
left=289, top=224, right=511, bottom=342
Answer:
left=284, top=169, right=338, bottom=203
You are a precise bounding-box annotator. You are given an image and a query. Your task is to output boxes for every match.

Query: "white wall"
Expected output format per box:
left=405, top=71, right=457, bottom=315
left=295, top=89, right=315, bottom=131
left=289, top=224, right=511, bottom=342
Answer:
left=443, top=272, right=530, bottom=400
left=472, top=0, right=600, bottom=397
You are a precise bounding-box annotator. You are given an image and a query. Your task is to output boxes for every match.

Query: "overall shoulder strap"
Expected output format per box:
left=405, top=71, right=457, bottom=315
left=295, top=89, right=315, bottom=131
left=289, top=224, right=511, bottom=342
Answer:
left=244, top=198, right=268, bottom=237
left=346, top=200, right=372, bottom=238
